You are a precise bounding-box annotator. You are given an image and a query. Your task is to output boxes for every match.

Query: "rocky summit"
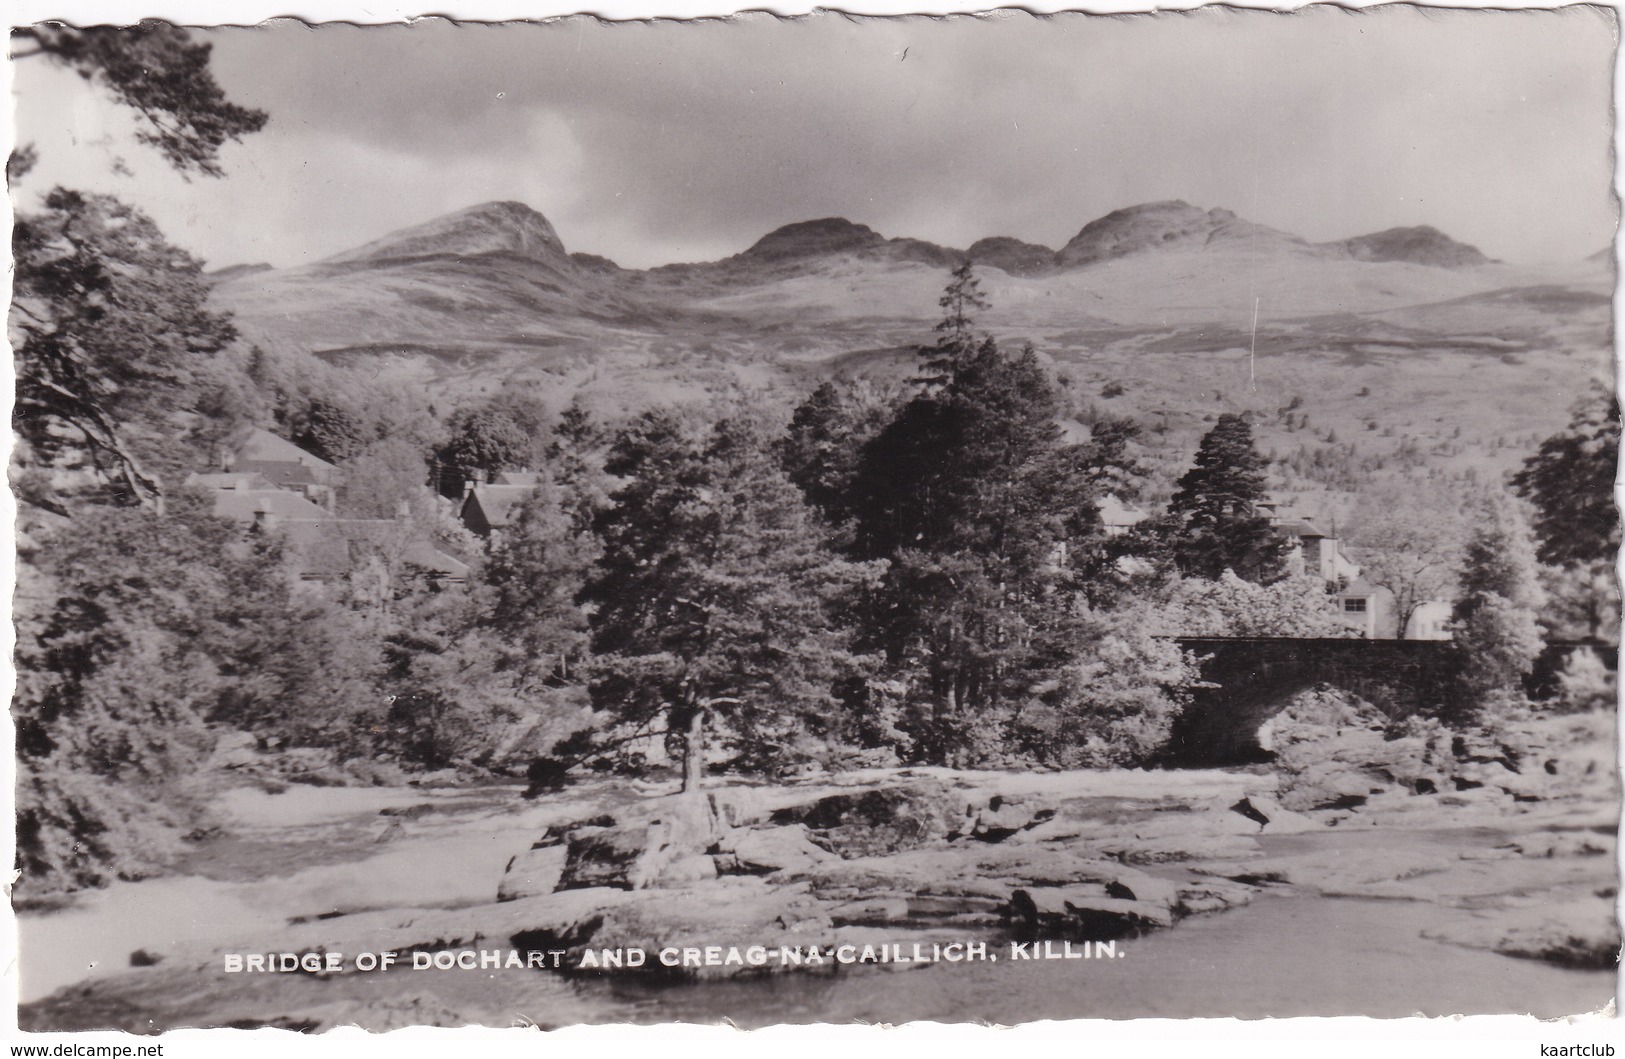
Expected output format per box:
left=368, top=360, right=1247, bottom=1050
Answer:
left=319, top=200, right=571, bottom=268
left=1337, top=225, right=1495, bottom=268
left=1054, top=200, right=1310, bottom=268
left=206, top=197, right=1610, bottom=478
left=737, top=217, right=891, bottom=264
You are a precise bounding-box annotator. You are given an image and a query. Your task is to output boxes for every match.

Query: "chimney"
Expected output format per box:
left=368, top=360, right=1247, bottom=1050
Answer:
left=252, top=499, right=280, bottom=533
left=396, top=498, right=412, bottom=521
left=218, top=445, right=235, bottom=472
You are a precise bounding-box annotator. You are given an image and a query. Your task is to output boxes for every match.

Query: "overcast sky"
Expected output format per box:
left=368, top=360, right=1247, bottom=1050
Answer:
left=9, top=7, right=1618, bottom=269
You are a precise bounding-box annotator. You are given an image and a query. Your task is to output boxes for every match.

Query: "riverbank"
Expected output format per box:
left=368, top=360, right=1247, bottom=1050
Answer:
left=17, top=713, right=1618, bottom=1030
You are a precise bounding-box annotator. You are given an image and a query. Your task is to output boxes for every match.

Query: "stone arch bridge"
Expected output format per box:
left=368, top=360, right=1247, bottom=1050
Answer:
left=1162, top=636, right=1609, bottom=766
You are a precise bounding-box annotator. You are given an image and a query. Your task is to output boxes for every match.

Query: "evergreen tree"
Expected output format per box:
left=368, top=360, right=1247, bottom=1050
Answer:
left=1511, top=381, right=1620, bottom=568
left=1163, top=413, right=1290, bottom=582
left=850, top=338, right=1084, bottom=764
left=777, top=377, right=896, bottom=525
left=13, top=23, right=267, bottom=177
left=544, top=396, right=610, bottom=533
left=482, top=473, right=595, bottom=688
left=581, top=411, right=873, bottom=792
left=1046, top=415, right=1150, bottom=606
left=1448, top=495, right=1547, bottom=716
left=916, top=260, right=990, bottom=387
left=11, top=24, right=267, bottom=506
left=12, top=190, right=240, bottom=505
left=13, top=494, right=371, bottom=891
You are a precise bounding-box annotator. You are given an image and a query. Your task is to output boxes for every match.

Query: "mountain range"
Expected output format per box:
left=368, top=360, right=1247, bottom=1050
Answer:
left=209, top=199, right=1613, bottom=484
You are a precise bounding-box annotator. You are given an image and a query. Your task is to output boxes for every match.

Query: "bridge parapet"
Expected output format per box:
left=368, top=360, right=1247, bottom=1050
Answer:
left=1162, top=636, right=1612, bottom=766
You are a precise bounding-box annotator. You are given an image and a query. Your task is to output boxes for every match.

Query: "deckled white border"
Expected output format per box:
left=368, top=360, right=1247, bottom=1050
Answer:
left=1, top=1, right=1619, bottom=1056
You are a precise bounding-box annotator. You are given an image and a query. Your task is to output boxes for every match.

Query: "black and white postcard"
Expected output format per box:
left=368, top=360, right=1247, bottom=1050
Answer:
left=6, top=2, right=1620, bottom=1038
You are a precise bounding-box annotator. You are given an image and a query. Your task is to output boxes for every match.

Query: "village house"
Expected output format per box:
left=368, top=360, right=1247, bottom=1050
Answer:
left=458, top=470, right=540, bottom=542
left=1099, top=494, right=1148, bottom=537
left=218, top=426, right=337, bottom=509
left=1273, top=514, right=1362, bottom=585
left=189, top=428, right=469, bottom=586
left=1260, top=497, right=1451, bottom=640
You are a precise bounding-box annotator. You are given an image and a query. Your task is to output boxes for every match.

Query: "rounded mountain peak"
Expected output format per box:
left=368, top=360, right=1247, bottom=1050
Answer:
left=1337, top=226, right=1493, bottom=268
left=1056, top=201, right=1303, bottom=268
left=739, top=217, right=887, bottom=263
left=321, top=200, right=568, bottom=266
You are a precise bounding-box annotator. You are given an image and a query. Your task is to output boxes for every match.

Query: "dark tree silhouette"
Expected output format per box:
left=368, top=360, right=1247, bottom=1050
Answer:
left=13, top=23, right=267, bottom=177
left=1163, top=413, right=1290, bottom=582
left=12, top=190, right=240, bottom=504
left=1511, top=381, right=1621, bottom=569
left=11, top=23, right=267, bottom=505
left=581, top=412, right=873, bottom=792
left=916, top=260, right=990, bottom=387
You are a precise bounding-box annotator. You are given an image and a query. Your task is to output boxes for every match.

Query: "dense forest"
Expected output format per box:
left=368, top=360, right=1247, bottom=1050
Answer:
left=11, top=26, right=1619, bottom=898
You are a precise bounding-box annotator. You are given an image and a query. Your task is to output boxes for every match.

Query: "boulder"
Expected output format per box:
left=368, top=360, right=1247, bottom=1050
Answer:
left=1008, top=886, right=1175, bottom=938
left=708, top=788, right=769, bottom=829
left=1506, top=832, right=1611, bottom=859
left=1423, top=898, right=1621, bottom=971
left=1223, top=793, right=1320, bottom=835
left=827, top=897, right=912, bottom=926
left=1276, top=763, right=1389, bottom=812
left=770, top=783, right=962, bottom=858
left=716, top=825, right=834, bottom=876
left=657, top=853, right=720, bottom=886
left=1175, top=878, right=1258, bottom=917
left=1103, top=832, right=1263, bottom=865
left=556, top=795, right=723, bottom=891
left=966, top=794, right=1057, bottom=842
left=533, top=813, right=616, bottom=849
left=567, top=877, right=836, bottom=980
left=498, top=845, right=570, bottom=902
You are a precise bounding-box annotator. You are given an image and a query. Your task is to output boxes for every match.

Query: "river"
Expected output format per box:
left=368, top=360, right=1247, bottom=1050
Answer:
left=15, top=777, right=1617, bottom=1028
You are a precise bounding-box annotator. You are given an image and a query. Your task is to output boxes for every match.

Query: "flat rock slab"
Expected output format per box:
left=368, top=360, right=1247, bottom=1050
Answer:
left=769, top=783, right=966, bottom=858
left=1423, top=898, right=1621, bottom=971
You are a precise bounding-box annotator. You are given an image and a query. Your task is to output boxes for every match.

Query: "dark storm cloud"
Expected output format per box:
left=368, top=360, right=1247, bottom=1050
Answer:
left=13, top=7, right=1615, bottom=268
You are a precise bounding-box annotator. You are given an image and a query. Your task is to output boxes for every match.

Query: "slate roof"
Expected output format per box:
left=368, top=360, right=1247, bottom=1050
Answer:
left=1275, top=518, right=1329, bottom=539
left=230, top=427, right=336, bottom=472
left=239, top=460, right=321, bottom=488
left=280, top=520, right=470, bottom=581
left=461, top=483, right=537, bottom=529
left=210, top=489, right=332, bottom=524
left=187, top=471, right=278, bottom=491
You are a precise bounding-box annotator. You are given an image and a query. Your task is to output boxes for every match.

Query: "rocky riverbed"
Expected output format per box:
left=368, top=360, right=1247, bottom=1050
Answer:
left=16, top=712, right=1619, bottom=1031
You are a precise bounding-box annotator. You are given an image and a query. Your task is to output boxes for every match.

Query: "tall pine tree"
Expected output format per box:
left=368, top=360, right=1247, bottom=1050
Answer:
left=581, top=411, right=874, bottom=792
left=1510, top=381, right=1620, bottom=569
left=852, top=315, right=1092, bottom=763
left=1162, top=413, right=1290, bottom=582
left=1448, top=494, right=1547, bottom=718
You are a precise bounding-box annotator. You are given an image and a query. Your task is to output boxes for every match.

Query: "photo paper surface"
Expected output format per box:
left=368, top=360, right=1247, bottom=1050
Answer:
left=7, top=5, right=1620, bottom=1034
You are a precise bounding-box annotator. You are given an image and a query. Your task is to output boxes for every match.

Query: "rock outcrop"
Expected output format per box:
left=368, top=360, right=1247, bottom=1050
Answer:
left=966, top=236, right=1055, bottom=276
left=485, top=775, right=1280, bottom=977
left=1336, top=226, right=1493, bottom=269
left=320, top=200, right=571, bottom=268
left=1055, top=201, right=1308, bottom=268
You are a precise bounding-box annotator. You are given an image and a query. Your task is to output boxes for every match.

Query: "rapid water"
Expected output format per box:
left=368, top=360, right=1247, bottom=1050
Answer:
left=15, top=781, right=1617, bottom=1026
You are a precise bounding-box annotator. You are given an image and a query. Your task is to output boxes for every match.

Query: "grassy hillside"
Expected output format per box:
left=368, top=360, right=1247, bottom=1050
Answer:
left=210, top=201, right=1613, bottom=492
